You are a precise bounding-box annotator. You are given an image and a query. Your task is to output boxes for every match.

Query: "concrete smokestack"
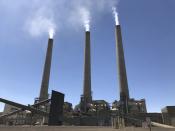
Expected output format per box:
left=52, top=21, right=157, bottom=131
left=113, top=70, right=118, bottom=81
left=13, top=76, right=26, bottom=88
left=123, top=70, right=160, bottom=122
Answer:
left=115, top=25, right=130, bottom=114
left=39, top=38, right=53, bottom=101
left=83, top=31, right=92, bottom=104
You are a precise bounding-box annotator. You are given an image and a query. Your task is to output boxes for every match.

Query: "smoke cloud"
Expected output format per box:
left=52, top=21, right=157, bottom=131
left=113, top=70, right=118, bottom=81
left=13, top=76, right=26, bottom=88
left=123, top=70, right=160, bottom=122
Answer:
left=0, top=0, right=119, bottom=37
left=26, top=15, right=56, bottom=38
left=49, top=28, right=55, bottom=39
left=24, top=1, right=57, bottom=38
left=79, top=7, right=91, bottom=31
left=112, top=7, right=119, bottom=25
left=68, top=0, right=118, bottom=31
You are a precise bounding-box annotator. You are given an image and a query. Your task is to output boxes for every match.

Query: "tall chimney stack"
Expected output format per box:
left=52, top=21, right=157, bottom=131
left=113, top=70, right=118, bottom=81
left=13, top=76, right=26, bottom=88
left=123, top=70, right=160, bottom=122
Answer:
left=81, top=31, right=92, bottom=112
left=39, top=38, right=53, bottom=101
left=115, top=25, right=130, bottom=114
left=83, top=31, right=92, bottom=103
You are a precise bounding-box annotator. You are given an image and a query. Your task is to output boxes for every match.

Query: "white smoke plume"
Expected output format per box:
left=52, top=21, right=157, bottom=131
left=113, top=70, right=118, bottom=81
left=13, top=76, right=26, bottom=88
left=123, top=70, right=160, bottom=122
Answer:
left=79, top=7, right=91, bottom=31
left=26, top=15, right=56, bottom=38
left=24, top=1, right=57, bottom=38
left=68, top=0, right=118, bottom=31
left=0, top=0, right=119, bottom=37
left=49, top=28, right=55, bottom=39
left=112, top=7, right=119, bottom=25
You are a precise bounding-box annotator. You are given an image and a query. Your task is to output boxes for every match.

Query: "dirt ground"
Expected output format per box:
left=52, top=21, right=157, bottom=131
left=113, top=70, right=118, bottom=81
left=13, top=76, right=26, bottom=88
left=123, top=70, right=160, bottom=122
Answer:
left=0, top=126, right=175, bottom=131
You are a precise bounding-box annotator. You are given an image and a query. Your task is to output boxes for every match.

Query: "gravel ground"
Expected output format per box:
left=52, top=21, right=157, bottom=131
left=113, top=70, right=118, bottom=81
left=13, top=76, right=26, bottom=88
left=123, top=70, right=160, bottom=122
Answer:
left=0, top=126, right=175, bottom=131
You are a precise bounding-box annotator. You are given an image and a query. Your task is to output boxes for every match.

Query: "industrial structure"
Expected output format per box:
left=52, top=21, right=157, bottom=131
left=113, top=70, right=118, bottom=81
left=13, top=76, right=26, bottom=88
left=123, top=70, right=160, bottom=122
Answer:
left=38, top=38, right=53, bottom=102
left=80, top=31, right=92, bottom=113
left=0, top=37, right=64, bottom=126
left=34, top=37, right=54, bottom=125
left=0, top=14, right=174, bottom=129
left=161, top=106, right=175, bottom=126
left=115, top=24, right=130, bottom=115
left=114, top=24, right=147, bottom=115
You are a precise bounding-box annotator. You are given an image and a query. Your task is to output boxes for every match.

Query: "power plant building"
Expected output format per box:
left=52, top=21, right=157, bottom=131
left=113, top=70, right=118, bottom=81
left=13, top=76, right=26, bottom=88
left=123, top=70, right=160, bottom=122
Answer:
left=1, top=38, right=55, bottom=125
left=162, top=106, right=175, bottom=126
left=3, top=13, right=175, bottom=127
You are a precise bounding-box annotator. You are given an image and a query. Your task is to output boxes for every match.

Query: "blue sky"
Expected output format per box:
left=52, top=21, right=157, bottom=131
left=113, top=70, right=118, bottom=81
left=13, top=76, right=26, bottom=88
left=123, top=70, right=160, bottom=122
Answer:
left=0, top=0, right=175, bottom=113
